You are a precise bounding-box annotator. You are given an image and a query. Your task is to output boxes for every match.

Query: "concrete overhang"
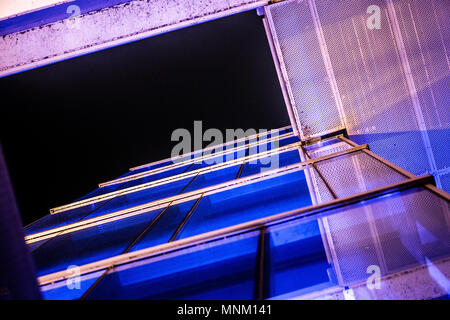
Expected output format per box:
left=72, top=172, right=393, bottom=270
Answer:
left=0, top=0, right=269, bottom=78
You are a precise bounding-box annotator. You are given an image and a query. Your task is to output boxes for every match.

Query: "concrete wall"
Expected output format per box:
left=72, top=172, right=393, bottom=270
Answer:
left=0, top=0, right=268, bottom=77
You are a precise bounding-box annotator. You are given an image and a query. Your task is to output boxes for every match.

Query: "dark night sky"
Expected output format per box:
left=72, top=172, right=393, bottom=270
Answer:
left=0, top=10, right=289, bottom=226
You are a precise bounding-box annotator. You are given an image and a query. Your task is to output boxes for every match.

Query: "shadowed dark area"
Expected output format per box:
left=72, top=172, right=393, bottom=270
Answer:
left=0, top=10, right=288, bottom=225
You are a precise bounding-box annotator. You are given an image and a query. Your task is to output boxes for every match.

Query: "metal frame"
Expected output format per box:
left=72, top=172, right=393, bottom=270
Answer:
left=50, top=137, right=298, bottom=214
left=254, top=226, right=267, bottom=300
left=130, top=126, right=291, bottom=172
left=33, top=133, right=450, bottom=290
left=27, top=144, right=368, bottom=244
left=38, top=173, right=437, bottom=286
left=99, top=131, right=294, bottom=188
left=339, top=136, right=449, bottom=201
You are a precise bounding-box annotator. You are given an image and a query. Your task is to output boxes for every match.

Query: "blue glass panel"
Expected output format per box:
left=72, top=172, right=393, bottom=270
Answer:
left=125, top=128, right=295, bottom=179
left=82, top=175, right=193, bottom=220
left=25, top=199, right=110, bottom=236
left=76, top=181, right=128, bottom=201
left=86, top=231, right=259, bottom=299
left=183, top=164, right=241, bottom=193
left=130, top=199, right=199, bottom=252
left=31, top=207, right=164, bottom=276
left=183, top=135, right=299, bottom=174
left=41, top=271, right=104, bottom=300
left=240, top=149, right=301, bottom=178
left=186, top=149, right=247, bottom=172
left=114, top=162, right=193, bottom=189
left=129, top=159, right=177, bottom=175
left=25, top=181, right=134, bottom=235
left=178, top=170, right=312, bottom=240
left=27, top=169, right=197, bottom=236
left=27, top=174, right=193, bottom=236
left=266, top=219, right=329, bottom=298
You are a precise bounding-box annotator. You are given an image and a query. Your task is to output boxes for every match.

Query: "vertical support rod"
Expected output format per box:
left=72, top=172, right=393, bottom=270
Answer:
left=255, top=226, right=267, bottom=300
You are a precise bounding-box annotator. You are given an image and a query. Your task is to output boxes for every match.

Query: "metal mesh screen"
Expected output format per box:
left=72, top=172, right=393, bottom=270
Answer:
left=313, top=151, right=407, bottom=198
left=323, top=187, right=450, bottom=285
left=314, top=0, right=431, bottom=175
left=265, top=0, right=449, bottom=191
left=307, top=166, right=335, bottom=203
left=265, top=0, right=345, bottom=139
left=304, top=139, right=352, bottom=159
left=391, top=0, right=450, bottom=175
left=393, top=0, right=450, bottom=132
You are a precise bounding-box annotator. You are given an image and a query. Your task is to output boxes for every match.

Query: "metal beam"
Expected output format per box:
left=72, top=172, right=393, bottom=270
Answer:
left=38, top=173, right=436, bottom=286
left=130, top=126, right=291, bottom=172
left=99, top=131, right=294, bottom=188
left=49, top=140, right=302, bottom=215
left=0, top=0, right=269, bottom=78
left=280, top=256, right=450, bottom=300
left=339, top=136, right=450, bottom=201
left=26, top=144, right=368, bottom=246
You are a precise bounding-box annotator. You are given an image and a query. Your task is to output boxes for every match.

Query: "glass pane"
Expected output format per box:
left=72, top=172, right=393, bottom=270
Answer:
left=183, top=164, right=241, bottom=193
left=178, top=169, right=312, bottom=240
left=129, top=199, right=199, bottom=252
left=186, top=149, right=247, bottom=172
left=266, top=219, right=330, bottom=298
left=240, top=149, right=301, bottom=178
left=248, top=135, right=299, bottom=156
left=127, top=127, right=293, bottom=176
left=31, top=207, right=164, bottom=276
left=87, top=231, right=260, bottom=299
left=110, top=162, right=193, bottom=190
left=76, top=181, right=128, bottom=201
left=322, top=187, right=450, bottom=286
left=25, top=199, right=110, bottom=236
left=81, top=175, right=193, bottom=220
left=304, top=138, right=352, bottom=159
left=40, top=270, right=105, bottom=300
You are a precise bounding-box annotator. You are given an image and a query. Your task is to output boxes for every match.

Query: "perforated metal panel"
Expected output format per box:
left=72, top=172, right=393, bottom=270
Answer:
left=391, top=0, right=450, bottom=175
left=311, top=151, right=407, bottom=198
left=314, top=0, right=432, bottom=174
left=323, top=187, right=450, bottom=285
left=265, top=0, right=345, bottom=140
left=304, top=139, right=352, bottom=159
left=307, top=168, right=335, bottom=203
left=264, top=0, right=449, bottom=192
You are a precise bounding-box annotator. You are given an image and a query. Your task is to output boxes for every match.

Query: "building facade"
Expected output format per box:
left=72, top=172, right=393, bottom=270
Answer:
left=1, top=0, right=449, bottom=299
left=25, top=127, right=450, bottom=299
